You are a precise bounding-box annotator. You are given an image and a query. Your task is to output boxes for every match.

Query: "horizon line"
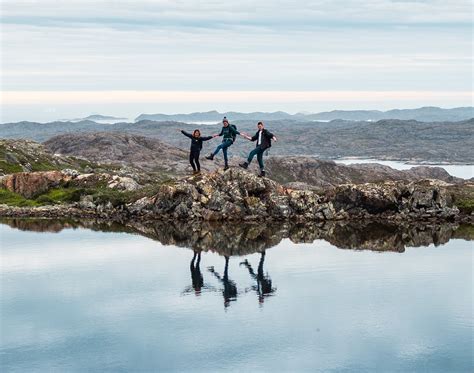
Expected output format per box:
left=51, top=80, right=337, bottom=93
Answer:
left=1, top=90, right=472, bottom=105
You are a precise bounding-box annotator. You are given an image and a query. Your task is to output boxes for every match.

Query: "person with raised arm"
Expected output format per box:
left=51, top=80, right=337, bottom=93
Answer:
left=239, top=121, right=277, bottom=177
left=179, top=128, right=216, bottom=174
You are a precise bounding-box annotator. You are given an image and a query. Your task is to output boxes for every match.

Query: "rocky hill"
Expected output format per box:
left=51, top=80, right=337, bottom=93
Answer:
left=44, top=132, right=195, bottom=174
left=2, top=118, right=472, bottom=163
left=0, top=139, right=97, bottom=175
left=265, top=157, right=463, bottom=189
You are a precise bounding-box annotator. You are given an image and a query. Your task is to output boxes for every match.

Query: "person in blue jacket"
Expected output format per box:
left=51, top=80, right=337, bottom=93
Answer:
left=180, top=129, right=216, bottom=174
left=206, top=117, right=244, bottom=170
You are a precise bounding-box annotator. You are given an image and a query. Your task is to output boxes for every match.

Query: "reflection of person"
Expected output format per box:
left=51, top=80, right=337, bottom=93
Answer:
left=206, top=117, right=243, bottom=171
left=208, top=256, right=238, bottom=308
left=179, top=129, right=215, bottom=174
left=239, top=121, right=277, bottom=177
left=190, top=251, right=203, bottom=295
left=240, top=250, right=276, bottom=304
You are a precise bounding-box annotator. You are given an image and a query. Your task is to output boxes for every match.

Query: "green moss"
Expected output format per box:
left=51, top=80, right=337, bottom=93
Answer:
left=35, top=187, right=84, bottom=205
left=30, top=161, right=58, bottom=172
left=0, top=160, right=23, bottom=174
left=455, top=198, right=474, bottom=214
left=0, top=189, right=39, bottom=207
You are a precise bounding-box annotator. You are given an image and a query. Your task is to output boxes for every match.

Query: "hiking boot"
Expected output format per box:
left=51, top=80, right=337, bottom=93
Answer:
left=239, top=162, right=249, bottom=169
left=192, top=170, right=200, bottom=175
left=224, top=165, right=229, bottom=171
left=259, top=170, right=266, bottom=177
left=205, top=153, right=214, bottom=160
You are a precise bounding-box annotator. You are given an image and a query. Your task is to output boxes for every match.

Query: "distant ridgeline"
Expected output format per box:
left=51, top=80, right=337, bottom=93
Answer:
left=135, top=107, right=474, bottom=123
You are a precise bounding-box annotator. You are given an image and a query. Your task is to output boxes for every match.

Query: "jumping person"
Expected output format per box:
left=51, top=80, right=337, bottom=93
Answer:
left=205, top=117, right=243, bottom=170
left=239, top=121, right=277, bottom=177
left=180, top=129, right=215, bottom=174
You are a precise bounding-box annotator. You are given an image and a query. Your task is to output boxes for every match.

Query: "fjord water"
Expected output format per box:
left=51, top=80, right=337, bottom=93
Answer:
left=335, top=159, right=473, bottom=179
left=1, top=220, right=472, bottom=372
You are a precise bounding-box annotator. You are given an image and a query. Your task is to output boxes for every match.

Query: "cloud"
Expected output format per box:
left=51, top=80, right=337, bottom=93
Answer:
left=1, top=0, right=472, bottom=29
left=0, top=0, right=471, bottom=121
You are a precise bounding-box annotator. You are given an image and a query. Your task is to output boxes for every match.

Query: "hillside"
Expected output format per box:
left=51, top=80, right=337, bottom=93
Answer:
left=1, top=118, right=473, bottom=163
left=43, top=132, right=196, bottom=174
left=0, top=139, right=96, bottom=175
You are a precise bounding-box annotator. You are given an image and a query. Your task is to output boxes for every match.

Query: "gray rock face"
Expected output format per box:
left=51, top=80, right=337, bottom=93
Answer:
left=150, top=169, right=460, bottom=221
left=266, top=157, right=462, bottom=188
left=44, top=132, right=193, bottom=174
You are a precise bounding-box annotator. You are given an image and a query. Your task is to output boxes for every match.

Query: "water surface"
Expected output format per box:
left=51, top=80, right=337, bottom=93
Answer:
left=1, top=219, right=472, bottom=372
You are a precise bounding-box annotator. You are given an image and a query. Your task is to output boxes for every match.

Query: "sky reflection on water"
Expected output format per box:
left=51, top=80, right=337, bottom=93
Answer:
left=1, top=220, right=472, bottom=372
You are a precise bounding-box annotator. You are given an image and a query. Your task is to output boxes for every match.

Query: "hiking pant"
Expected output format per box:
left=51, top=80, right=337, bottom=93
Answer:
left=213, top=139, right=233, bottom=166
left=247, top=145, right=265, bottom=170
left=190, top=149, right=201, bottom=171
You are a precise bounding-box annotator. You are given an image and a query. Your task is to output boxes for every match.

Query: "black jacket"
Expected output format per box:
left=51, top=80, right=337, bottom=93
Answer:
left=251, top=129, right=274, bottom=150
left=182, top=131, right=213, bottom=152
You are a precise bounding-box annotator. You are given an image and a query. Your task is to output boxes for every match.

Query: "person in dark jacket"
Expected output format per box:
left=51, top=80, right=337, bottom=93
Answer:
left=180, top=129, right=215, bottom=174
left=239, top=121, right=277, bottom=177
left=205, top=117, right=243, bottom=170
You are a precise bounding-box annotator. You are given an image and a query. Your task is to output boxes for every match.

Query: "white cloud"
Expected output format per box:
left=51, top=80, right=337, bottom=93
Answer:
left=0, top=1, right=471, bottom=120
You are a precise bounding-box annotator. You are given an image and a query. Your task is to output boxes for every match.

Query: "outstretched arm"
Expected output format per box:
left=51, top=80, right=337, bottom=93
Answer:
left=201, top=135, right=213, bottom=141
left=180, top=130, right=193, bottom=139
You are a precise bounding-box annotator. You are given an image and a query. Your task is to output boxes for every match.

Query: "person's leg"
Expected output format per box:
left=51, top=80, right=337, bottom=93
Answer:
left=257, top=148, right=264, bottom=170
left=189, top=152, right=196, bottom=171
left=195, top=152, right=201, bottom=171
left=246, top=147, right=259, bottom=165
left=213, top=142, right=225, bottom=156
left=222, top=146, right=228, bottom=167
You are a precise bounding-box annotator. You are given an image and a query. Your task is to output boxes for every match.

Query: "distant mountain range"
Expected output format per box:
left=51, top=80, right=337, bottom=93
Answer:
left=135, top=106, right=473, bottom=123
left=62, top=114, right=128, bottom=123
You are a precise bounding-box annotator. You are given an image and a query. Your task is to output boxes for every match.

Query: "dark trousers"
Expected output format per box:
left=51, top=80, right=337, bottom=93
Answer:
left=190, top=150, right=200, bottom=171
left=247, top=145, right=265, bottom=170
left=212, top=139, right=233, bottom=166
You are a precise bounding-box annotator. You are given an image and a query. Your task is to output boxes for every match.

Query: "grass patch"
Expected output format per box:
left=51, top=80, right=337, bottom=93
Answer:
left=35, top=187, right=84, bottom=205
left=0, top=189, right=39, bottom=207
left=455, top=198, right=474, bottom=214
left=0, top=160, right=23, bottom=174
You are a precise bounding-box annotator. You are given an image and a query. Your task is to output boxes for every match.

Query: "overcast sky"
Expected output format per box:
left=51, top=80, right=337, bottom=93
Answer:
left=1, top=0, right=472, bottom=122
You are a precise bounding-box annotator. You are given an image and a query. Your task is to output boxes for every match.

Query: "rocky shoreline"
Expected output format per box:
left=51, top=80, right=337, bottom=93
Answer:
left=1, top=169, right=472, bottom=224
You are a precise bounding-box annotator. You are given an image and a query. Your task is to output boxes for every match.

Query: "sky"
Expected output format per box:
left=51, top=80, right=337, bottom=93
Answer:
left=0, top=0, right=472, bottom=122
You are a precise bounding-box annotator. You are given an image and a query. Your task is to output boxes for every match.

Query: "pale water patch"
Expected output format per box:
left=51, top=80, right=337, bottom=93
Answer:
left=336, top=158, right=473, bottom=179
left=0, top=222, right=472, bottom=372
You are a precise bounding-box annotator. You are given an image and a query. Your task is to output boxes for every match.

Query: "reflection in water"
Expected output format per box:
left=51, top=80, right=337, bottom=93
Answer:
left=208, top=256, right=238, bottom=308
left=2, top=218, right=473, bottom=255
left=240, top=251, right=276, bottom=305
left=183, top=251, right=209, bottom=296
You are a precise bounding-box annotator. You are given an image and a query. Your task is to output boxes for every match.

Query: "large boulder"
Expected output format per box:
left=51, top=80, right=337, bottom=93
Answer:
left=0, top=171, right=68, bottom=198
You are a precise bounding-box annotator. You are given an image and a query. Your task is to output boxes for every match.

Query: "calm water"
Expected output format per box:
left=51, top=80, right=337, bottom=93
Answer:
left=0, top=219, right=472, bottom=372
left=336, top=159, right=473, bottom=179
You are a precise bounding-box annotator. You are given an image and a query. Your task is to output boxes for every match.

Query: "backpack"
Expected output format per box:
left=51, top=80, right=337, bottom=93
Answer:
left=230, top=124, right=238, bottom=142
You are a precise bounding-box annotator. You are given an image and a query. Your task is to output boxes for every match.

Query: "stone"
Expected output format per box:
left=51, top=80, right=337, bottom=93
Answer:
left=1, top=171, right=67, bottom=198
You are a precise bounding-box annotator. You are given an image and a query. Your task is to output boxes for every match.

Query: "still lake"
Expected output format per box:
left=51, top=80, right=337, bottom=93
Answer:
left=335, top=159, right=473, bottom=180
left=0, top=219, right=472, bottom=372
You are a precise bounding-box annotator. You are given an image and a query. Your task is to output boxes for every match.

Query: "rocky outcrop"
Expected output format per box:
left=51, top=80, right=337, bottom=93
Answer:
left=0, top=171, right=68, bottom=198
left=147, top=169, right=461, bottom=221
left=0, top=169, right=142, bottom=198
left=1, top=168, right=470, bottom=223
left=44, top=132, right=193, bottom=174
left=265, top=157, right=462, bottom=188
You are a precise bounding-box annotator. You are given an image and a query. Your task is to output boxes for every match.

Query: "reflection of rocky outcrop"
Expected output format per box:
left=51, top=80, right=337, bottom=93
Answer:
left=2, top=218, right=472, bottom=254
